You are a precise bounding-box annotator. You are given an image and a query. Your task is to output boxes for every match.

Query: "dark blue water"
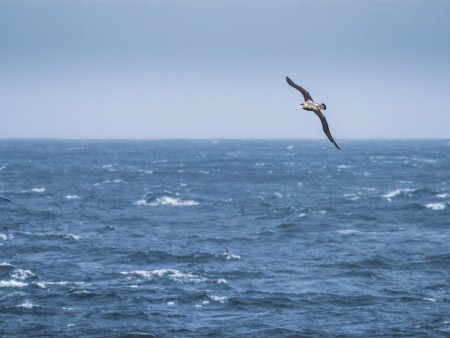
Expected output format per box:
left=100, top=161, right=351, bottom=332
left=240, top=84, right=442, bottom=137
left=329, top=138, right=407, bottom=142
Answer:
left=1, top=140, right=450, bottom=337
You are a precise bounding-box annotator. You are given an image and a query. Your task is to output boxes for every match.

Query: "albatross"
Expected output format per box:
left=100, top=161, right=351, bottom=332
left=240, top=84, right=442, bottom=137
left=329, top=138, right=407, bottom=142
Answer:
left=286, top=76, right=340, bottom=150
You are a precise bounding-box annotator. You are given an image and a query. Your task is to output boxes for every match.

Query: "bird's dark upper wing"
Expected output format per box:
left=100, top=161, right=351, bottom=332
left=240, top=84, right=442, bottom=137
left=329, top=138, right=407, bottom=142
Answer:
left=286, top=76, right=313, bottom=102
left=313, top=110, right=340, bottom=150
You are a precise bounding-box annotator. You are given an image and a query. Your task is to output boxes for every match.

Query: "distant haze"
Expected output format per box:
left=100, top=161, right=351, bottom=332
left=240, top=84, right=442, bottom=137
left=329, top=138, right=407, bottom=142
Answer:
left=1, top=1, right=449, bottom=139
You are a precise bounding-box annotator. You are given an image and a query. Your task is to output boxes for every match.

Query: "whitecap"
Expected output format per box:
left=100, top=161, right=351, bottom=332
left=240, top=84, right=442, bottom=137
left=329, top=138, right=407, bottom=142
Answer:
left=31, top=188, right=45, bottom=193
left=337, top=229, right=361, bottom=235
left=11, top=269, right=35, bottom=280
left=286, top=145, right=294, bottom=150
left=410, top=157, right=438, bottom=164
left=0, top=233, right=13, bottom=240
left=17, top=301, right=35, bottom=309
left=217, top=278, right=228, bottom=285
left=423, top=297, right=437, bottom=302
left=343, top=193, right=360, bottom=201
left=137, top=169, right=153, bottom=175
left=121, top=269, right=204, bottom=283
left=113, top=179, right=128, bottom=184
left=134, top=197, right=199, bottom=207
left=35, top=281, right=89, bottom=289
left=298, top=213, right=306, bottom=218
left=64, top=234, right=82, bottom=240
left=425, top=203, right=446, bottom=210
left=382, top=188, right=416, bottom=202
left=0, top=280, right=27, bottom=288
left=208, top=295, right=228, bottom=303
left=65, top=195, right=80, bottom=200
left=337, top=164, right=351, bottom=169
left=166, top=301, right=175, bottom=306
left=436, top=193, right=449, bottom=198
left=225, top=253, right=241, bottom=260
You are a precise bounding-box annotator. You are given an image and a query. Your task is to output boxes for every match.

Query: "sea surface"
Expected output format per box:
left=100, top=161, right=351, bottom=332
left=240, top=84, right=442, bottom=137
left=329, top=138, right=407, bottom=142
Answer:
left=1, top=139, right=450, bottom=337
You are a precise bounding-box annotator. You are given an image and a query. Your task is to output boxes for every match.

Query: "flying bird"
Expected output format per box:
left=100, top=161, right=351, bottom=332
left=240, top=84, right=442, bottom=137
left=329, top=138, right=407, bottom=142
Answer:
left=0, top=196, right=11, bottom=203
left=286, top=76, right=340, bottom=150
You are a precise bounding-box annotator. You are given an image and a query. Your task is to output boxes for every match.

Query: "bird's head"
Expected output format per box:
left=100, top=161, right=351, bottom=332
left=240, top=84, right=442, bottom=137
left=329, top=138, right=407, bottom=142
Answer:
left=319, top=103, right=327, bottom=110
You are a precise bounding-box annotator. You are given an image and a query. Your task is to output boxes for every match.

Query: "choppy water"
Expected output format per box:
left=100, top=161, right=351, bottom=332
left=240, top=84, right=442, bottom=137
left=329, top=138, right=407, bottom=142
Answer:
left=1, top=139, right=450, bottom=337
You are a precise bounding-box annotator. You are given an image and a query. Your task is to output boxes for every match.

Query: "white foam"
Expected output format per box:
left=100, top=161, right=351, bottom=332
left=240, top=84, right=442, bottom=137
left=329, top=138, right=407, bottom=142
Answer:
left=11, top=269, right=35, bottom=280
left=65, top=195, right=80, bottom=200
left=436, top=193, right=449, bottom=198
left=134, top=197, right=199, bottom=206
left=337, top=164, right=351, bottom=169
left=166, top=301, right=175, bottom=306
left=217, top=278, right=228, bottom=285
left=298, top=213, right=306, bottom=218
left=121, top=269, right=204, bottom=283
left=0, top=280, right=27, bottom=288
left=423, top=297, right=437, bottom=302
left=382, top=188, right=416, bottom=202
left=425, top=203, right=446, bottom=210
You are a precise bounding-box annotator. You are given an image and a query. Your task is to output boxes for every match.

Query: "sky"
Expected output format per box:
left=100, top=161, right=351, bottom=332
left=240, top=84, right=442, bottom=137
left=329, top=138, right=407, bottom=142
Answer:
left=1, top=0, right=449, bottom=140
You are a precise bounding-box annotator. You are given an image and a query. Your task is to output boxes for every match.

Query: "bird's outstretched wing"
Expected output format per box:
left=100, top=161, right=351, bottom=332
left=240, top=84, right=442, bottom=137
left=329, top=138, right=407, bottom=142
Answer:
left=313, top=110, right=340, bottom=150
left=0, top=196, right=11, bottom=203
left=286, top=76, right=313, bottom=102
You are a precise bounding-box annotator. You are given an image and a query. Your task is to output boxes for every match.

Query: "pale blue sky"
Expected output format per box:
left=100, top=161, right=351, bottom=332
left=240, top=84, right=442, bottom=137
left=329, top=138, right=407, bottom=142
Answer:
left=1, top=1, right=449, bottom=139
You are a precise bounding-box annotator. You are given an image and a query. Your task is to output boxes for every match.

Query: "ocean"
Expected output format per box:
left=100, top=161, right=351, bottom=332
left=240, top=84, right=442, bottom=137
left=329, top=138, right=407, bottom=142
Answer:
left=1, top=139, right=450, bottom=337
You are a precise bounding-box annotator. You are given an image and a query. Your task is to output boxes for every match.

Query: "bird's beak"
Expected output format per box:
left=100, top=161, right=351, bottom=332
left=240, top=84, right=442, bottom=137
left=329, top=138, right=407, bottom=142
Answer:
left=296, top=105, right=302, bottom=110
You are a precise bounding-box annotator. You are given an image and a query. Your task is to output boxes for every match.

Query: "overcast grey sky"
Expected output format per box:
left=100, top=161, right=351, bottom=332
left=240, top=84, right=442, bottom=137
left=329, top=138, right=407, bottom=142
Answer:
left=1, top=1, right=449, bottom=139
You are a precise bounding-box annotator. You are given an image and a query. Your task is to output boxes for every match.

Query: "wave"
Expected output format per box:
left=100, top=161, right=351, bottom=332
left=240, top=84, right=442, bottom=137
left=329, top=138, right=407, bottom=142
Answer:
left=134, top=196, right=199, bottom=206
